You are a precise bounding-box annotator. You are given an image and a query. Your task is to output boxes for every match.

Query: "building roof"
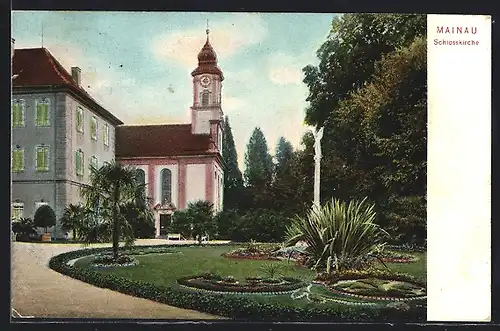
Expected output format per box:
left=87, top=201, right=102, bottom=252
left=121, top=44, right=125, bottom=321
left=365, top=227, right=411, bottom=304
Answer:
left=191, top=33, right=224, bottom=80
left=115, top=124, right=217, bottom=158
left=12, top=47, right=123, bottom=126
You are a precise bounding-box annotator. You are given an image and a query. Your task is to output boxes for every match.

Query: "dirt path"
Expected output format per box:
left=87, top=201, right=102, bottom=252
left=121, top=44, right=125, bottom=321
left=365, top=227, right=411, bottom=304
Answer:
left=11, top=240, right=229, bottom=319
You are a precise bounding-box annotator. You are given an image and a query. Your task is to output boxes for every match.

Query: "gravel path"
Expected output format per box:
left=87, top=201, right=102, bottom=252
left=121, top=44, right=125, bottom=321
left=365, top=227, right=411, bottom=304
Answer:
left=11, top=240, right=229, bottom=319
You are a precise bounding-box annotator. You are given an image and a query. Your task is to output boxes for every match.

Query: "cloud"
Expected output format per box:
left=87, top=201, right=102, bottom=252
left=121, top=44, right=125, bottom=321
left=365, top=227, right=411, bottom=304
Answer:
left=266, top=52, right=304, bottom=86
left=152, top=13, right=268, bottom=68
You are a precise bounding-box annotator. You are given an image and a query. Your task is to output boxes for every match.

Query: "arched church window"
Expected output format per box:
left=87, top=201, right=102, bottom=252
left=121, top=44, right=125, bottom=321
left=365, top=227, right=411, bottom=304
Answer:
left=135, top=169, right=146, bottom=204
left=201, top=91, right=209, bottom=106
left=161, top=168, right=172, bottom=204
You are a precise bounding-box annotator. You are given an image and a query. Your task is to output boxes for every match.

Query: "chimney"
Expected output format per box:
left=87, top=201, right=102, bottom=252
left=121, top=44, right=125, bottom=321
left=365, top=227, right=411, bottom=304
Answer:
left=11, top=38, right=15, bottom=61
left=71, top=66, right=81, bottom=86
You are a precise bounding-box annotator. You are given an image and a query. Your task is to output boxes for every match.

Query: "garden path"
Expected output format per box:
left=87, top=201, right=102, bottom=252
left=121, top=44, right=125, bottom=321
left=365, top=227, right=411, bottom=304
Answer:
left=11, top=239, right=230, bottom=319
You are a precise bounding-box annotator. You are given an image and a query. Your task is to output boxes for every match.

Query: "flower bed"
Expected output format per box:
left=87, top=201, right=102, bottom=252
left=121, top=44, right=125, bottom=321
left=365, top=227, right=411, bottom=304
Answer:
left=48, top=243, right=426, bottom=321
left=177, top=273, right=305, bottom=294
left=379, top=251, right=419, bottom=263
left=222, top=247, right=281, bottom=261
left=90, top=253, right=139, bottom=268
left=314, top=269, right=426, bottom=302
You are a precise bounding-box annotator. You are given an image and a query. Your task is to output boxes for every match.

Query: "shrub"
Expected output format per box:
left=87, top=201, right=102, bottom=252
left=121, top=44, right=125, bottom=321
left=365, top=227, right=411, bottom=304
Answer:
left=284, top=198, right=389, bottom=272
left=48, top=243, right=425, bottom=322
left=213, top=209, right=241, bottom=239
left=34, top=205, right=56, bottom=233
left=384, top=196, right=426, bottom=246
left=232, top=209, right=290, bottom=242
left=12, top=217, right=38, bottom=241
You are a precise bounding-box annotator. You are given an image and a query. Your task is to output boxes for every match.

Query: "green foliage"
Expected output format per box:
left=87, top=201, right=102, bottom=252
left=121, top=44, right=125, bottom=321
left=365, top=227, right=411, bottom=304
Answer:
left=33, top=204, right=56, bottom=232
left=385, top=196, right=426, bottom=245
left=12, top=217, right=37, bottom=240
left=299, top=14, right=427, bottom=245
left=170, top=210, right=193, bottom=239
left=213, top=209, right=241, bottom=239
left=60, top=204, right=86, bottom=240
left=48, top=244, right=425, bottom=321
left=80, top=161, right=142, bottom=258
left=231, top=209, right=291, bottom=243
left=187, top=200, right=218, bottom=243
left=223, top=116, right=244, bottom=210
left=244, top=127, right=273, bottom=193
left=260, top=262, right=285, bottom=279
left=171, top=200, right=218, bottom=243
left=285, top=198, right=388, bottom=272
left=122, top=202, right=156, bottom=239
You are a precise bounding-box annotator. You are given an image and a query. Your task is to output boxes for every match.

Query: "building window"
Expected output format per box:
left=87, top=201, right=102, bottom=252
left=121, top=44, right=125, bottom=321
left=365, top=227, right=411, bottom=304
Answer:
left=91, top=116, right=98, bottom=141
left=12, top=146, right=24, bottom=173
left=11, top=202, right=24, bottom=221
left=90, top=155, right=98, bottom=171
left=75, top=150, right=84, bottom=177
left=35, top=145, right=49, bottom=172
left=201, top=91, right=209, bottom=106
left=135, top=169, right=146, bottom=203
left=218, top=126, right=223, bottom=150
left=161, top=168, right=172, bottom=204
left=12, top=99, right=26, bottom=127
left=76, top=106, right=84, bottom=133
left=35, top=98, right=50, bottom=126
left=103, top=123, right=109, bottom=147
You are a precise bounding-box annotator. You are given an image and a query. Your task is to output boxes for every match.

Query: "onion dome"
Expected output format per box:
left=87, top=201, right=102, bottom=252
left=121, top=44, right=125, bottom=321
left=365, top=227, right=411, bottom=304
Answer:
left=191, top=28, right=224, bottom=81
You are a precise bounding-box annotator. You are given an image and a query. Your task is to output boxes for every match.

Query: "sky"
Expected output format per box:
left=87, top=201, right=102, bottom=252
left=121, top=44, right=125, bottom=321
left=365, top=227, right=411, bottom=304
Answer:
left=12, top=11, right=336, bottom=171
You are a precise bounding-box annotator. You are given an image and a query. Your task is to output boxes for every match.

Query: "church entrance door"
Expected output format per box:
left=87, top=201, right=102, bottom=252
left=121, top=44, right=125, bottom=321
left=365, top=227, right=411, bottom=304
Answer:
left=159, top=214, right=171, bottom=236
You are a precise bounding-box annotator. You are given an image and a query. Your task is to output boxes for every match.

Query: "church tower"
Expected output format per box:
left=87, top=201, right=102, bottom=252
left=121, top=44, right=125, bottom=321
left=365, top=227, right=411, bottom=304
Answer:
left=190, top=27, right=224, bottom=153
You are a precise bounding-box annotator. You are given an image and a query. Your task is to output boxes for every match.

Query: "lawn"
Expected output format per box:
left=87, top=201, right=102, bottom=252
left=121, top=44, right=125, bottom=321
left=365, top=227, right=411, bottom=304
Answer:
left=73, top=245, right=426, bottom=309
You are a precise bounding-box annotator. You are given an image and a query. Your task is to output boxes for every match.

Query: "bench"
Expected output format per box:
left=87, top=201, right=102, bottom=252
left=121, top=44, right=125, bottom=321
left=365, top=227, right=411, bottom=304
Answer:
left=167, top=233, right=182, bottom=240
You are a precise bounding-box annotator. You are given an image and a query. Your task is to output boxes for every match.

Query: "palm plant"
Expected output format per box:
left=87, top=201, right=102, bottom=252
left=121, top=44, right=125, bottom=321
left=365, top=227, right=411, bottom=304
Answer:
left=80, top=161, right=147, bottom=260
left=284, top=197, right=389, bottom=273
left=60, top=203, right=86, bottom=240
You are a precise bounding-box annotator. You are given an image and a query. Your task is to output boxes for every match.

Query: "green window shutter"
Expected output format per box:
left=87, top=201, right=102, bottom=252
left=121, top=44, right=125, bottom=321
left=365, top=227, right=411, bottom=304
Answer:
left=36, top=104, right=42, bottom=126
left=76, top=151, right=80, bottom=175
left=13, top=150, right=23, bottom=171
left=42, top=147, right=48, bottom=170
left=36, top=148, right=43, bottom=170
left=19, top=150, right=24, bottom=171
left=12, top=104, right=17, bottom=126
left=43, top=103, right=49, bottom=125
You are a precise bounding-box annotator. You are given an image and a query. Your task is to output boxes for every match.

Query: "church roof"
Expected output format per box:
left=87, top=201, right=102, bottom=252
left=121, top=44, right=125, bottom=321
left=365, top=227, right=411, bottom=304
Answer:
left=12, top=47, right=123, bottom=125
left=115, top=124, right=216, bottom=158
left=191, top=33, right=224, bottom=80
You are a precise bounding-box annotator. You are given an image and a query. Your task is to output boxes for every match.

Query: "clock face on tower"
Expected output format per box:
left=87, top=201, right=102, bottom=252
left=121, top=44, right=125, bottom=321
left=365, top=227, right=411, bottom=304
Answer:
left=200, top=75, right=211, bottom=87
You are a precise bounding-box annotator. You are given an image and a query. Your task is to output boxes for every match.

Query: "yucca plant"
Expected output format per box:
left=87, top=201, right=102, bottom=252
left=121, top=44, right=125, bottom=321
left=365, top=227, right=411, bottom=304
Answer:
left=284, top=197, right=389, bottom=273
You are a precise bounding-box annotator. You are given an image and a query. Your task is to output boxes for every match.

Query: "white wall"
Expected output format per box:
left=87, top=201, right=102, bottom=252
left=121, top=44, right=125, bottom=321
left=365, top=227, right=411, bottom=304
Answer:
left=155, top=164, right=178, bottom=206
left=194, top=110, right=212, bottom=134
left=213, top=162, right=223, bottom=212
left=186, top=163, right=206, bottom=205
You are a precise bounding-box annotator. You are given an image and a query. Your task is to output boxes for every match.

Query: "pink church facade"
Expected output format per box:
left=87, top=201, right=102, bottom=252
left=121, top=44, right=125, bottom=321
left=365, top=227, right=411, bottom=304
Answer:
left=115, top=30, right=225, bottom=238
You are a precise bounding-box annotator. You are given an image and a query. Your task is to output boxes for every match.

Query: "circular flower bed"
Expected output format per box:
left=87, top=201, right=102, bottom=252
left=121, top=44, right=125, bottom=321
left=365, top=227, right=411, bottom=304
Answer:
left=90, top=253, right=139, bottom=268
left=329, top=278, right=426, bottom=301
left=178, top=273, right=306, bottom=294
left=315, top=269, right=426, bottom=302
left=379, top=251, right=419, bottom=263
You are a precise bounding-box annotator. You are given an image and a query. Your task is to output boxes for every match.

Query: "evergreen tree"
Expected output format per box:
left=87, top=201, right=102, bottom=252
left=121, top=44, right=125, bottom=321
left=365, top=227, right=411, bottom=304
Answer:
left=243, top=127, right=273, bottom=209
left=274, top=137, right=294, bottom=180
left=222, top=116, right=244, bottom=210
left=244, top=127, right=273, bottom=187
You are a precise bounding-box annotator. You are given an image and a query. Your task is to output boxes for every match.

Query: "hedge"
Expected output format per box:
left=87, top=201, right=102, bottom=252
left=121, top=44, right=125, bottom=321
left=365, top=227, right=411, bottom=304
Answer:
left=48, top=243, right=425, bottom=322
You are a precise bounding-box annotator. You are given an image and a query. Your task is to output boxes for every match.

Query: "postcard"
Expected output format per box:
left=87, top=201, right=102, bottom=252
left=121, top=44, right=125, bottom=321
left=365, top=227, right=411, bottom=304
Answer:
left=10, top=12, right=491, bottom=323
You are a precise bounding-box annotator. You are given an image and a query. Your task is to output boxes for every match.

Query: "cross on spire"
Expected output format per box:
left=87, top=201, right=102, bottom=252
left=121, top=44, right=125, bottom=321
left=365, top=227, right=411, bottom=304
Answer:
left=206, top=19, right=210, bottom=41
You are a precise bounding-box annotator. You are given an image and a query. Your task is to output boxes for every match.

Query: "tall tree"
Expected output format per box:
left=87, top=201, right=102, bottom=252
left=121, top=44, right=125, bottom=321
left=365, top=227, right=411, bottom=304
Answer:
left=243, top=127, right=273, bottom=209
left=222, top=116, right=243, bottom=210
left=244, top=127, right=273, bottom=187
left=274, top=137, right=294, bottom=179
